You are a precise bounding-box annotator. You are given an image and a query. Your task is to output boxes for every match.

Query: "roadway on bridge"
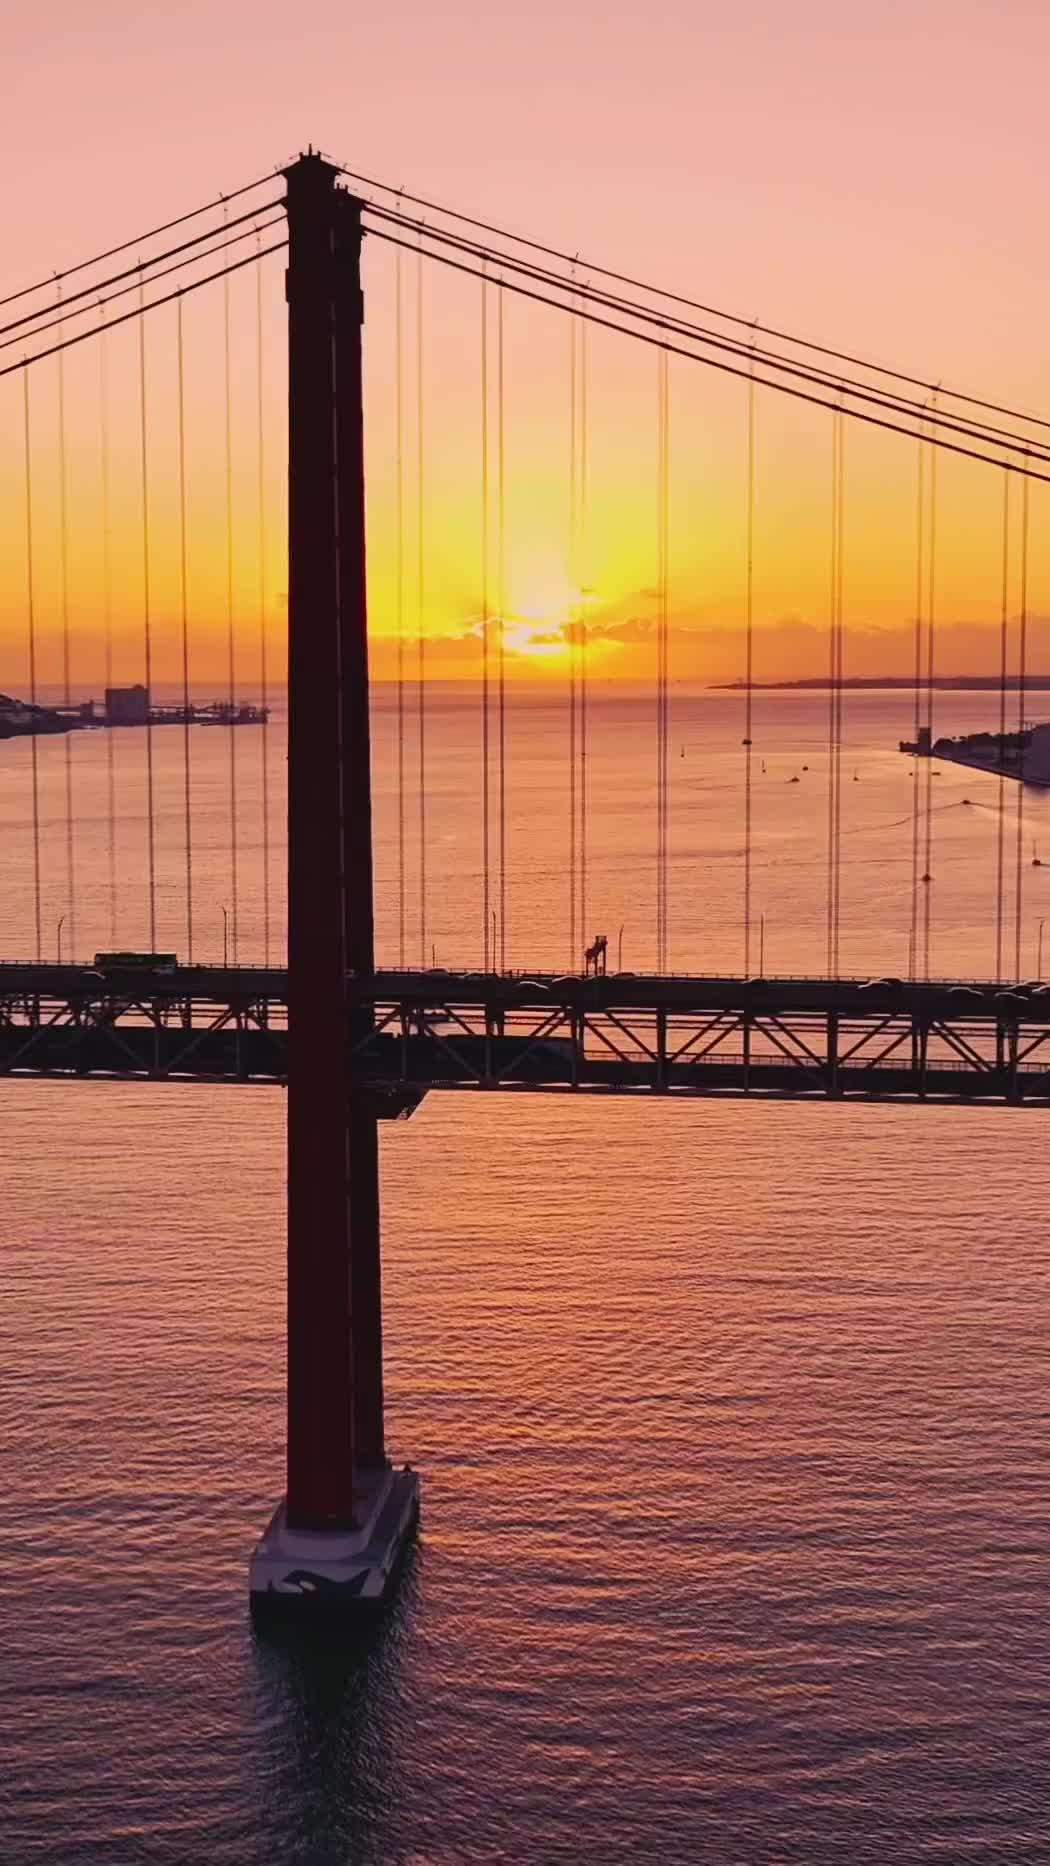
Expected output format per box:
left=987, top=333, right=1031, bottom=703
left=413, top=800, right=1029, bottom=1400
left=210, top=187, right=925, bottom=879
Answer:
left=0, top=962, right=1047, bottom=1106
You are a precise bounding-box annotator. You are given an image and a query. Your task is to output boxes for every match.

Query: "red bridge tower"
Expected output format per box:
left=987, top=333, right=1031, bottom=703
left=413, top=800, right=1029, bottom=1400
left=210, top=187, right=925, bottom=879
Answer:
left=249, top=153, right=419, bottom=1612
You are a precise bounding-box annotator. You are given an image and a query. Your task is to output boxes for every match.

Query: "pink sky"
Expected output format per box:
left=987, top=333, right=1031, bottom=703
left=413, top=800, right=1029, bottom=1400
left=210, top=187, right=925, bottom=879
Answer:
left=7, top=0, right=1048, bottom=400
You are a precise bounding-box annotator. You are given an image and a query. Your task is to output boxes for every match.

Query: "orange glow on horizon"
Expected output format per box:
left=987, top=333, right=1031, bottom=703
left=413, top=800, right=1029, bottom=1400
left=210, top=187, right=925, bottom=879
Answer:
left=1, top=115, right=1048, bottom=700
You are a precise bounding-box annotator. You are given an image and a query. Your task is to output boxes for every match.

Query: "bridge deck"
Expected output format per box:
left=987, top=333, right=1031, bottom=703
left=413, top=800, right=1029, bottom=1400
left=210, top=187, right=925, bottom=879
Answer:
left=0, top=964, right=1045, bottom=1108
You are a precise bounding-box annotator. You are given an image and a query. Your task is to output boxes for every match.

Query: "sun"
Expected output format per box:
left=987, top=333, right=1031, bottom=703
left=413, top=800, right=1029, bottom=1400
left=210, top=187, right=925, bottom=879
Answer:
left=502, top=566, right=602, bottom=663
left=501, top=621, right=568, bottom=660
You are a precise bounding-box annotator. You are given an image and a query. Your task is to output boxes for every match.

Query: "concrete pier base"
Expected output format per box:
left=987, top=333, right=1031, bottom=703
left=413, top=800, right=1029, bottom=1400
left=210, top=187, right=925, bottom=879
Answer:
left=249, top=1466, right=419, bottom=1613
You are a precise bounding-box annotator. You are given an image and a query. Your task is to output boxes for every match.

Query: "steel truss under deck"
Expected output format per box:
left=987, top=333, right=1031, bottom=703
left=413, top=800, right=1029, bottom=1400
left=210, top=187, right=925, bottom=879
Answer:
left=0, top=964, right=1048, bottom=1108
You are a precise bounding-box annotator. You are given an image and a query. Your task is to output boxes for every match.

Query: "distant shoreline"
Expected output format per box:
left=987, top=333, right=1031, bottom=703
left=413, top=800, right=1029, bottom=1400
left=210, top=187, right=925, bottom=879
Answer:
left=714, top=676, right=1050, bottom=692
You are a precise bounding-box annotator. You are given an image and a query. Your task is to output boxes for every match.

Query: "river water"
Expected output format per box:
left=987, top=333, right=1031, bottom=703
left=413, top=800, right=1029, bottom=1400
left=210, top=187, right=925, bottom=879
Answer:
left=3, top=686, right=1050, bottom=1863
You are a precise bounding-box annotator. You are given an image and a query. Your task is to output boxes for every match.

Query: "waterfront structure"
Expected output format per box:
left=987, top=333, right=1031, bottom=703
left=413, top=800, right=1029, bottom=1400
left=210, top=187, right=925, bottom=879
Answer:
left=0, top=686, right=270, bottom=735
left=105, top=685, right=150, bottom=727
left=0, top=695, right=77, bottom=737
left=901, top=721, right=1050, bottom=786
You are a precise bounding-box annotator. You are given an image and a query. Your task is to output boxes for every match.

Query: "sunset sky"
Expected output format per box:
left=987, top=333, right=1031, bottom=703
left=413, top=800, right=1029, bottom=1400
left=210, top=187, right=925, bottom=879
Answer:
left=2, top=0, right=1049, bottom=689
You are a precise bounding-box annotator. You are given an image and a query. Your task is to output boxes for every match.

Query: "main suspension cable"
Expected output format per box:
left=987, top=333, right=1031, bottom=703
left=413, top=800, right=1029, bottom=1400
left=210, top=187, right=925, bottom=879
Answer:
left=1, top=243, right=287, bottom=386
left=0, top=206, right=285, bottom=354
left=344, top=165, right=1050, bottom=437
left=0, top=173, right=277, bottom=311
left=363, top=226, right=1050, bottom=485
left=362, top=205, right=1050, bottom=466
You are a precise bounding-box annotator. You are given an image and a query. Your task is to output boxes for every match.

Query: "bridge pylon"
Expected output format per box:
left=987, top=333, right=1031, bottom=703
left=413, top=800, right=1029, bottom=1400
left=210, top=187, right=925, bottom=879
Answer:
left=249, top=152, right=418, bottom=1614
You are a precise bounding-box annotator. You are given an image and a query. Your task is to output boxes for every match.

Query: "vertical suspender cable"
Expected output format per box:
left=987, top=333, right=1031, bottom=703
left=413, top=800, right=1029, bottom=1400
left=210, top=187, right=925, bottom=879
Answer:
left=826, top=416, right=839, bottom=977
left=656, top=354, right=663, bottom=970
left=568, top=307, right=578, bottom=969
left=909, top=427, right=926, bottom=981
left=417, top=238, right=427, bottom=966
left=480, top=264, right=491, bottom=968
left=656, top=349, right=670, bottom=972
left=57, top=285, right=76, bottom=958
left=99, top=309, right=117, bottom=948
left=742, top=368, right=756, bottom=967
left=497, top=280, right=508, bottom=972
left=826, top=411, right=846, bottom=977
left=256, top=247, right=270, bottom=967
left=655, top=353, right=662, bottom=970
left=922, top=403, right=939, bottom=980
left=663, top=353, right=670, bottom=968
left=22, top=373, right=42, bottom=961
left=1014, top=473, right=1030, bottom=981
left=579, top=315, right=589, bottom=956
left=177, top=296, right=194, bottom=962
left=138, top=279, right=157, bottom=952
left=995, top=473, right=1011, bottom=981
left=743, top=365, right=756, bottom=976
left=395, top=247, right=406, bottom=967
left=224, top=224, right=239, bottom=960
left=833, top=412, right=846, bottom=973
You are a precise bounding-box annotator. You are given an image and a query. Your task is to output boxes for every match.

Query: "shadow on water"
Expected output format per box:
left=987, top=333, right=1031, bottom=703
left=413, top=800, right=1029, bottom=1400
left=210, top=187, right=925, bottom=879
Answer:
left=247, top=1540, right=423, bottom=1864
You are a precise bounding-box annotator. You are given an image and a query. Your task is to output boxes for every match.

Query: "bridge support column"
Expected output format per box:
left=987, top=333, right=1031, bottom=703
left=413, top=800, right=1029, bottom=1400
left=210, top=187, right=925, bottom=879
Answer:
left=827, top=1011, right=840, bottom=1098
left=656, top=1005, right=668, bottom=1091
left=1007, top=1023, right=1020, bottom=1104
left=250, top=153, right=417, bottom=1616
left=334, top=185, right=389, bottom=1470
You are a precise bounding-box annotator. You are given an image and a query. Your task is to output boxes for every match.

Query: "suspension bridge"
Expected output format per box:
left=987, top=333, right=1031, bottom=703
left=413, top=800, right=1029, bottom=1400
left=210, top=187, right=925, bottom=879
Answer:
left=2, top=149, right=1047, bottom=1609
